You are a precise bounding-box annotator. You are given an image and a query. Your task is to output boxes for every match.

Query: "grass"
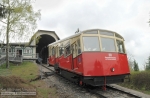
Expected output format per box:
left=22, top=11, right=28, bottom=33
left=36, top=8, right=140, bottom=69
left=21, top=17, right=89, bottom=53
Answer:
left=0, top=61, right=59, bottom=98
left=0, top=62, right=38, bottom=80
left=31, top=80, right=58, bottom=98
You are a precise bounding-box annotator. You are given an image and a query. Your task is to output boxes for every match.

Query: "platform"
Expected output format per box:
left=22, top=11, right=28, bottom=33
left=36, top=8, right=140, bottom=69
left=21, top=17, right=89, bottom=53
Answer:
left=110, top=84, right=150, bottom=98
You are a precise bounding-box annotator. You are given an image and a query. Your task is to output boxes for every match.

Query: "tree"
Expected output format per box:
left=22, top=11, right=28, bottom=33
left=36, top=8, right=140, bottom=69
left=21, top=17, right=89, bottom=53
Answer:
left=146, top=56, right=150, bottom=70
left=126, top=51, right=134, bottom=70
left=0, top=0, right=41, bottom=68
left=133, top=59, right=139, bottom=71
left=0, top=3, right=7, bottom=18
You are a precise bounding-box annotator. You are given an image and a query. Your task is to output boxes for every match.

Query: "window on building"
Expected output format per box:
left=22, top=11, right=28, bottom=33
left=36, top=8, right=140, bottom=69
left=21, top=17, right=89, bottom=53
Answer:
left=116, top=40, right=125, bottom=53
left=24, top=49, right=26, bottom=53
left=101, top=37, right=116, bottom=52
left=24, top=49, right=31, bottom=54
left=2, top=48, right=5, bottom=53
left=83, top=37, right=100, bottom=51
left=9, top=49, right=11, bottom=52
left=27, top=50, right=30, bottom=53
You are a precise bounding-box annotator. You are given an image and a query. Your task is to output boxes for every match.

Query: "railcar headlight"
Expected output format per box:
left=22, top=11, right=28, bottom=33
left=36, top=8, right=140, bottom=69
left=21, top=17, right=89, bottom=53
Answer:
left=111, top=68, right=115, bottom=72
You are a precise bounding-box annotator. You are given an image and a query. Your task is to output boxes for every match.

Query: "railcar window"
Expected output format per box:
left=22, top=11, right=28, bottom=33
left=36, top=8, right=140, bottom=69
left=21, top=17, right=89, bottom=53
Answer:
left=59, top=47, right=64, bottom=56
left=55, top=46, right=58, bottom=57
left=49, top=47, right=52, bottom=56
left=84, top=30, right=98, bottom=34
left=101, top=38, right=116, bottom=52
left=116, top=40, right=125, bottom=53
left=52, top=47, right=55, bottom=56
left=72, top=44, right=77, bottom=58
left=83, top=37, right=100, bottom=51
left=77, top=39, right=81, bottom=54
left=65, top=45, right=71, bottom=56
left=115, top=33, right=122, bottom=39
left=100, top=31, right=114, bottom=36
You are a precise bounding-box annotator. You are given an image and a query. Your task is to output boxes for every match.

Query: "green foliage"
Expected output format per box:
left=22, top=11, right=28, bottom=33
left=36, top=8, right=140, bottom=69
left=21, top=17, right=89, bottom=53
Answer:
left=1, top=0, right=41, bottom=42
left=0, top=4, right=7, bottom=18
left=0, top=61, right=59, bottom=98
left=133, top=59, right=139, bottom=71
left=146, top=56, right=150, bottom=70
left=120, top=71, right=150, bottom=94
left=132, top=71, right=150, bottom=90
left=0, top=0, right=41, bottom=68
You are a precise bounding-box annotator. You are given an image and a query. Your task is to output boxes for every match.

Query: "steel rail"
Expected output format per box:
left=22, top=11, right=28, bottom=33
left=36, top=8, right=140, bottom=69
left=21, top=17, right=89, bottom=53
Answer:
left=86, top=88, right=107, bottom=98
left=106, top=85, right=142, bottom=98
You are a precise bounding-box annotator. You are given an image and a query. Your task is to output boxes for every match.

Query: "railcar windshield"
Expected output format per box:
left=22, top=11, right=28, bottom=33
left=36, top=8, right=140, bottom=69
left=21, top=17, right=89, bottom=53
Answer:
left=101, top=37, right=116, bottom=52
left=83, top=37, right=100, bottom=51
left=116, top=40, right=125, bottom=53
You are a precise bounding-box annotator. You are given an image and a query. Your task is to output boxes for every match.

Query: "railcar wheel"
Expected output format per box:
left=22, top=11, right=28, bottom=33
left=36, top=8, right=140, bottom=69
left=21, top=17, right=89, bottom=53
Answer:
left=78, top=80, right=86, bottom=87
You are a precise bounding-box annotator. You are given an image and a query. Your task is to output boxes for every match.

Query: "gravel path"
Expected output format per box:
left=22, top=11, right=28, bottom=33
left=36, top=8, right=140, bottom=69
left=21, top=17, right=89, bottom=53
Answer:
left=38, top=64, right=98, bottom=98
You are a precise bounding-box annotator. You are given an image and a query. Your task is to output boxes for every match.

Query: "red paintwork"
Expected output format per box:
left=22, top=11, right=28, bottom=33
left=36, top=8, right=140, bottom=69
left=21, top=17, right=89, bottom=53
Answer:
left=82, top=52, right=130, bottom=76
left=48, top=52, right=130, bottom=77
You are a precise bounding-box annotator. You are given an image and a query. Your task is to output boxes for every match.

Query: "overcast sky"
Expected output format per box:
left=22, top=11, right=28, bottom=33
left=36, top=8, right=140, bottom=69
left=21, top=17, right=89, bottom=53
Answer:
left=33, top=0, right=150, bottom=70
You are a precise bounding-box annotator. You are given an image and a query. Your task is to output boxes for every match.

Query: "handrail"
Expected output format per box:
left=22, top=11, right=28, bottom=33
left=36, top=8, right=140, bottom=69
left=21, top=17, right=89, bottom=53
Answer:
left=0, top=56, right=6, bottom=66
left=0, top=53, right=38, bottom=65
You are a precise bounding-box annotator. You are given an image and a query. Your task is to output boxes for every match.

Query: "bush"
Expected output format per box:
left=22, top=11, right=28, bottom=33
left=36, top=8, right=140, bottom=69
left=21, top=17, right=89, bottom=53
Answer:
left=131, top=71, right=150, bottom=90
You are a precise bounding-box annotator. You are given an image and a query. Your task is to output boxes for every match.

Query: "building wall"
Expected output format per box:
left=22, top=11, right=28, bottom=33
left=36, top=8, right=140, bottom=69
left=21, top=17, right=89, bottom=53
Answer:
left=0, top=46, right=35, bottom=59
left=0, top=30, right=59, bottom=60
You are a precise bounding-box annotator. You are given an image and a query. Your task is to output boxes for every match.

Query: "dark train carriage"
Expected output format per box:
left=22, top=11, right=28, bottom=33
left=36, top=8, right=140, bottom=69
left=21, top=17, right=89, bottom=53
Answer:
left=48, top=29, right=130, bottom=88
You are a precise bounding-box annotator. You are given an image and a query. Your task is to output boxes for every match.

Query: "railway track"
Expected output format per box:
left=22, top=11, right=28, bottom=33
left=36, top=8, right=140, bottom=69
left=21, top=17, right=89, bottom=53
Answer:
left=86, top=85, right=142, bottom=98
left=40, top=64, right=142, bottom=98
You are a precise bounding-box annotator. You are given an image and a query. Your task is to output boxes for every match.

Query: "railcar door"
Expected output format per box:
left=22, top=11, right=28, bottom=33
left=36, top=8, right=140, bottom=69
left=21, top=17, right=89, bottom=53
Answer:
left=51, top=47, right=56, bottom=65
left=71, top=44, right=75, bottom=69
left=72, top=43, right=78, bottom=70
left=64, top=43, right=72, bottom=69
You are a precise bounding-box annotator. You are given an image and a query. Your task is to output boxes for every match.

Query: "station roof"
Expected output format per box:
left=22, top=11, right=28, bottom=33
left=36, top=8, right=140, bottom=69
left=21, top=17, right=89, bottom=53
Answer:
left=28, top=30, right=60, bottom=45
left=0, top=42, right=36, bottom=47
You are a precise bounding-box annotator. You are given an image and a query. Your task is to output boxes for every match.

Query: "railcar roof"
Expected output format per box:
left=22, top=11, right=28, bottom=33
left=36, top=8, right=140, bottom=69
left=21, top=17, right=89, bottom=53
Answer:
left=47, top=32, right=82, bottom=46
left=47, top=29, right=124, bottom=47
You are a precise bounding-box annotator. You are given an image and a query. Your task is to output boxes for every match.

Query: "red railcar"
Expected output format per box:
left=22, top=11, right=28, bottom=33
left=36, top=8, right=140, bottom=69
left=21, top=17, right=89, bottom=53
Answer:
left=48, top=29, right=130, bottom=87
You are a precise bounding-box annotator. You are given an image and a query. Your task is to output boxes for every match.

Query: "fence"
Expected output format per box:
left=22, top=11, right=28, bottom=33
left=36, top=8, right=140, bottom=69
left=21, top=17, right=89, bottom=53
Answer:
left=0, top=56, right=6, bottom=66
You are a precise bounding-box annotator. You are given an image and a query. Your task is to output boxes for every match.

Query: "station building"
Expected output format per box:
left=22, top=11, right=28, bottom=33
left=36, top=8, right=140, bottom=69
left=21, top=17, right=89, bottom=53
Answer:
left=0, top=30, right=60, bottom=63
